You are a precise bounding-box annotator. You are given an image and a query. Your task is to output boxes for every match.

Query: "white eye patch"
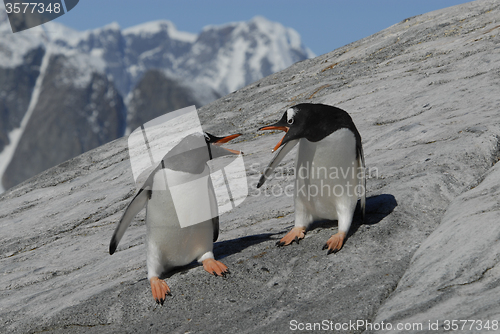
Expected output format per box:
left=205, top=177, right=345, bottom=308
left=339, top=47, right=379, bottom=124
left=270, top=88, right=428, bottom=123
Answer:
left=286, top=108, right=296, bottom=124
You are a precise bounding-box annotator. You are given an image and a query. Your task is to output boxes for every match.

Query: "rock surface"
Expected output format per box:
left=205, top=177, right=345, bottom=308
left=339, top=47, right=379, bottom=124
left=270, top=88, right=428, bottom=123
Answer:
left=1, top=0, right=500, bottom=333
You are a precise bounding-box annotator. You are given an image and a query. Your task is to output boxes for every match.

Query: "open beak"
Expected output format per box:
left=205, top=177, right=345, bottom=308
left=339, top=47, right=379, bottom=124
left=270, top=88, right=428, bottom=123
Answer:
left=212, top=133, right=241, bottom=146
left=258, top=125, right=289, bottom=152
left=212, top=133, right=242, bottom=154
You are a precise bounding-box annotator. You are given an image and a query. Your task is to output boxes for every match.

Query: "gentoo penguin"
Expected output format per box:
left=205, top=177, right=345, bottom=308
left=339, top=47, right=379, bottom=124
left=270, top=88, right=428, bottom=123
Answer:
left=257, top=103, right=365, bottom=254
left=109, top=132, right=241, bottom=305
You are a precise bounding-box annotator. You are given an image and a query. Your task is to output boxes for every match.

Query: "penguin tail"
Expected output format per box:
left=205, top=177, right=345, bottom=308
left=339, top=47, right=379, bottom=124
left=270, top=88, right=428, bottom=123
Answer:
left=109, top=188, right=149, bottom=255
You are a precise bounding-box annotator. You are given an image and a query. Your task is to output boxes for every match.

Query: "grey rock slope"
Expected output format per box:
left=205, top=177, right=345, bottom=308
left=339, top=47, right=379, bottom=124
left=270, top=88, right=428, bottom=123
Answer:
left=1, top=0, right=500, bottom=333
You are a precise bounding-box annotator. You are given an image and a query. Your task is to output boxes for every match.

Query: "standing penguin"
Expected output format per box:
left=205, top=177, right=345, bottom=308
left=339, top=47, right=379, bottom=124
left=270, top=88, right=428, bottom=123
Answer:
left=257, top=103, right=365, bottom=254
left=109, top=132, right=241, bottom=305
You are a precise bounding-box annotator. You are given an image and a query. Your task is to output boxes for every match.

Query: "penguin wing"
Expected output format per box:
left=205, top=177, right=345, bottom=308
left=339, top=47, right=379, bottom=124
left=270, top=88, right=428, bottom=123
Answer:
left=109, top=188, right=150, bottom=255
left=357, top=145, right=366, bottom=223
left=207, top=175, right=220, bottom=242
left=109, top=162, right=162, bottom=255
left=212, top=216, right=220, bottom=242
left=257, top=139, right=299, bottom=188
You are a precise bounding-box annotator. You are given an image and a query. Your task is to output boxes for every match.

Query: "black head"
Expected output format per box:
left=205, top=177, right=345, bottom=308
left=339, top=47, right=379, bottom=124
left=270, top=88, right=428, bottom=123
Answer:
left=259, top=103, right=359, bottom=152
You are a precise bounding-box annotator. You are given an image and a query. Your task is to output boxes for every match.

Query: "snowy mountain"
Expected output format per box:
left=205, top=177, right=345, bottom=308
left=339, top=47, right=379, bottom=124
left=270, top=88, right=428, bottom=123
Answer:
left=57, top=16, right=314, bottom=98
left=0, top=13, right=314, bottom=192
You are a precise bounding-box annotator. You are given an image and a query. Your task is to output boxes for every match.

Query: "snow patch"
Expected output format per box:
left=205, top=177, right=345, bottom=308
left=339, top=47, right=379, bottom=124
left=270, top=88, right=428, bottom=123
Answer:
left=226, top=37, right=249, bottom=92
left=186, top=15, right=314, bottom=95
left=124, top=20, right=196, bottom=43
left=0, top=26, right=46, bottom=68
left=43, top=21, right=82, bottom=47
left=57, top=50, right=106, bottom=89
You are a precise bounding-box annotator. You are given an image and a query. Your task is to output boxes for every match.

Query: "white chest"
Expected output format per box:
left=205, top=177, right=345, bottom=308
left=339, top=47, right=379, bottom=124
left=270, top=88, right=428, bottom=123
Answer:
left=294, top=128, right=359, bottom=220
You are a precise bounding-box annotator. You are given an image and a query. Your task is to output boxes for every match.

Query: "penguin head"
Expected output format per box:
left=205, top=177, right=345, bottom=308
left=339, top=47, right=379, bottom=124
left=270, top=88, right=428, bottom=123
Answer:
left=162, top=132, right=242, bottom=173
left=258, top=104, right=316, bottom=152
left=259, top=103, right=357, bottom=152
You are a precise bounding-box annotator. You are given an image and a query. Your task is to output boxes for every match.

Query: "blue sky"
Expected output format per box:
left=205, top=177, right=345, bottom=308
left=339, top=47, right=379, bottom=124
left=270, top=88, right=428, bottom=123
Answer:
left=55, top=0, right=472, bottom=56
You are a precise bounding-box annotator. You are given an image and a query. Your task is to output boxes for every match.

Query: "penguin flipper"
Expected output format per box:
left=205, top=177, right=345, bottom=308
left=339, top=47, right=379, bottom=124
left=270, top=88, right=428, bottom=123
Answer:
left=109, top=188, right=149, bottom=255
left=357, top=145, right=366, bottom=223
left=207, top=176, right=220, bottom=242
left=257, top=139, right=299, bottom=188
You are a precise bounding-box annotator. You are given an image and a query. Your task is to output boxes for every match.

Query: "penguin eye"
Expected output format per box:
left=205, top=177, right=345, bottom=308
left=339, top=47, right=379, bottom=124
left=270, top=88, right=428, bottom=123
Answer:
left=287, top=117, right=294, bottom=125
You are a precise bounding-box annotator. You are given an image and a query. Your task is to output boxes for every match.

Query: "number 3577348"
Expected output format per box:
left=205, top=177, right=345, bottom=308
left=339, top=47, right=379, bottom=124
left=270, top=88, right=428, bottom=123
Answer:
left=5, top=2, right=61, bottom=14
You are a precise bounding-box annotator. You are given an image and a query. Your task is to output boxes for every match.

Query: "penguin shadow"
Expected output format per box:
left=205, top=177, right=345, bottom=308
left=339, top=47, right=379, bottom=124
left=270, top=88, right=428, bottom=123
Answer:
left=363, top=193, right=398, bottom=225
left=307, top=193, right=398, bottom=238
left=213, top=233, right=277, bottom=259
left=158, top=233, right=277, bottom=279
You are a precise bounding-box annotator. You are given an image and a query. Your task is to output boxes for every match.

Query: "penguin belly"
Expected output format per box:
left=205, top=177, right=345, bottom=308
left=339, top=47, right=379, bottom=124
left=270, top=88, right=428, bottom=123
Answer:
left=145, top=169, right=215, bottom=279
left=294, top=128, right=360, bottom=231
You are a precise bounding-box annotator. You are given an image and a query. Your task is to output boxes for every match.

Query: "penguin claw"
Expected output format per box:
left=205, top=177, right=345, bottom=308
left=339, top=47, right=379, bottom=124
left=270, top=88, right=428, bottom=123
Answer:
left=324, top=232, right=346, bottom=255
left=322, top=244, right=328, bottom=250
left=327, top=248, right=339, bottom=255
left=203, top=258, right=229, bottom=277
left=150, top=277, right=171, bottom=305
left=277, top=227, right=306, bottom=247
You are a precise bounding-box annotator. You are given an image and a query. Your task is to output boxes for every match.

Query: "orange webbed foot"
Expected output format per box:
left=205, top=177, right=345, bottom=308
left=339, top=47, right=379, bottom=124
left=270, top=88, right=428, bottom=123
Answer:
left=322, top=231, right=346, bottom=255
left=150, top=277, right=171, bottom=305
left=276, top=226, right=306, bottom=247
left=202, top=258, right=229, bottom=277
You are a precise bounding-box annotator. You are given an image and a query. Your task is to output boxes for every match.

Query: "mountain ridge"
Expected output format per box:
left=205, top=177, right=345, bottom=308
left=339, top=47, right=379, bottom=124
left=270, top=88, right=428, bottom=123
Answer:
left=0, top=14, right=313, bottom=192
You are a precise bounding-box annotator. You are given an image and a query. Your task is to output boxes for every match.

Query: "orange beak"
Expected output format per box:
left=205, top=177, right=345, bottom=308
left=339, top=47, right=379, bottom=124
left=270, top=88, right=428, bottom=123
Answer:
left=212, top=133, right=241, bottom=146
left=224, top=147, right=242, bottom=154
left=258, top=126, right=289, bottom=152
left=212, top=133, right=243, bottom=154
